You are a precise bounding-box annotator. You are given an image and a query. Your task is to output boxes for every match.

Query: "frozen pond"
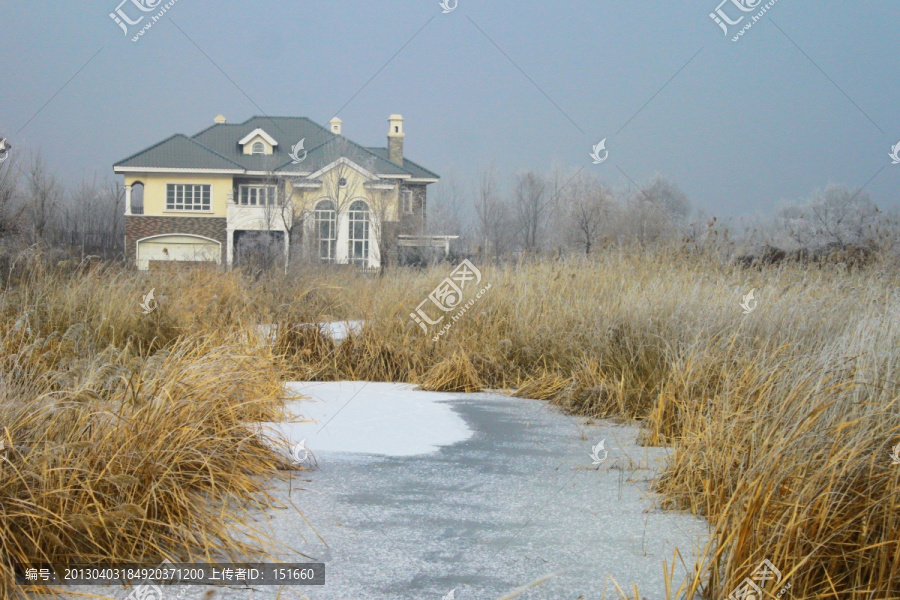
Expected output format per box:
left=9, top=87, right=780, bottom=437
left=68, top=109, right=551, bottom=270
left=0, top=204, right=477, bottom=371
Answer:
left=61, top=383, right=709, bottom=600
left=258, top=383, right=709, bottom=599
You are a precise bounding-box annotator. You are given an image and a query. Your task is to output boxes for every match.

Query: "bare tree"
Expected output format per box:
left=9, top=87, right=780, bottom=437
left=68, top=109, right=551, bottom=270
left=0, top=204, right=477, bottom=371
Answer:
left=776, top=184, right=880, bottom=250
left=623, top=175, right=691, bottom=248
left=565, top=173, right=614, bottom=255
left=511, top=170, right=549, bottom=252
left=473, top=164, right=510, bottom=259
left=25, top=153, right=63, bottom=242
left=426, top=170, right=464, bottom=237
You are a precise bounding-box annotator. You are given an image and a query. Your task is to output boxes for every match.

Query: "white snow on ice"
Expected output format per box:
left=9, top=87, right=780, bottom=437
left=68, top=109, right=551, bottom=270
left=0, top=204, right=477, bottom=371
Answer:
left=266, top=381, right=472, bottom=458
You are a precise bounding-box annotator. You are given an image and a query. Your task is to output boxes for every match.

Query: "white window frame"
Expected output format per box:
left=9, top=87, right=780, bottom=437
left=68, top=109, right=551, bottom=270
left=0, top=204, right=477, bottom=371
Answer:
left=238, top=184, right=278, bottom=206
left=166, top=184, right=212, bottom=212
left=348, top=200, right=370, bottom=267
left=314, top=200, right=337, bottom=262
left=251, top=141, right=266, bottom=155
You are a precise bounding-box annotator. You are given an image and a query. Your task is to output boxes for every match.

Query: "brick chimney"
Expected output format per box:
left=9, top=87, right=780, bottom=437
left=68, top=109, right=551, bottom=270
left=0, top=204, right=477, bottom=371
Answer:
left=387, top=114, right=404, bottom=166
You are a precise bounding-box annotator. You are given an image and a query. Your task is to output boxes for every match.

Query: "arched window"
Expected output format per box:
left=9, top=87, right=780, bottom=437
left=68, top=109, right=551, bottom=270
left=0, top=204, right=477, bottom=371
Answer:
left=131, top=181, right=145, bottom=214
left=348, top=200, right=370, bottom=267
left=314, top=200, right=336, bottom=262
left=251, top=141, right=265, bottom=155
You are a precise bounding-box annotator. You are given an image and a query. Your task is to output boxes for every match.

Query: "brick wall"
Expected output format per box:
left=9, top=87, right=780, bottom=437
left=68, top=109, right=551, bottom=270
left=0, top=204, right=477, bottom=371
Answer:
left=125, top=216, right=227, bottom=264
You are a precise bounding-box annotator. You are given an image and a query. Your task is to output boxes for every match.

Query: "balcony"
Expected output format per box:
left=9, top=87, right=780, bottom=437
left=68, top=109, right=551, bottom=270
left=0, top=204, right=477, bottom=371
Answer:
left=227, top=201, right=291, bottom=231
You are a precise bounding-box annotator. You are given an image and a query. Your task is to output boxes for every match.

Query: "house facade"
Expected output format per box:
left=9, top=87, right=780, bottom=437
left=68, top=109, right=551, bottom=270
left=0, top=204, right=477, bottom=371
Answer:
left=114, top=115, right=448, bottom=270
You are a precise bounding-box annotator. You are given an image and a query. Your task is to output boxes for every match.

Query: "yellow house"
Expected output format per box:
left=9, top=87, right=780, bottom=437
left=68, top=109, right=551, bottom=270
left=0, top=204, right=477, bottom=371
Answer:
left=113, top=115, right=450, bottom=270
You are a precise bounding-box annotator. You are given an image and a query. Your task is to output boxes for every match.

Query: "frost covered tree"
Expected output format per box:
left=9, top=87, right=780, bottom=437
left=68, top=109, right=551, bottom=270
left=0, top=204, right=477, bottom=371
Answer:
left=776, top=184, right=881, bottom=249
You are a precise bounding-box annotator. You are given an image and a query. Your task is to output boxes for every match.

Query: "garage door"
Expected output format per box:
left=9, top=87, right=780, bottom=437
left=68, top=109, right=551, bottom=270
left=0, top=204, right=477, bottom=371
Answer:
left=136, top=235, right=221, bottom=271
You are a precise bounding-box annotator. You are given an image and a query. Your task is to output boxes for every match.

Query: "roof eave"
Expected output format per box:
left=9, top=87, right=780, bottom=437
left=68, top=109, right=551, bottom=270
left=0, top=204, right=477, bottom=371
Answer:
left=113, top=166, right=246, bottom=174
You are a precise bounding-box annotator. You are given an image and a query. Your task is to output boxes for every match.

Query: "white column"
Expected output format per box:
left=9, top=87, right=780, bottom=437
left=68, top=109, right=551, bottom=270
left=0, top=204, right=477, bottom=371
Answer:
left=124, top=185, right=132, bottom=216
left=283, top=230, right=290, bottom=267
left=370, top=209, right=380, bottom=269
left=226, top=228, right=234, bottom=269
left=335, top=212, right=348, bottom=264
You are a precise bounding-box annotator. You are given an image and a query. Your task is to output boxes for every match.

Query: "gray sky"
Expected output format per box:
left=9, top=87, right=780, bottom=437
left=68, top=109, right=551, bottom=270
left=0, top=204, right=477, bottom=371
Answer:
left=1, top=1, right=898, bottom=220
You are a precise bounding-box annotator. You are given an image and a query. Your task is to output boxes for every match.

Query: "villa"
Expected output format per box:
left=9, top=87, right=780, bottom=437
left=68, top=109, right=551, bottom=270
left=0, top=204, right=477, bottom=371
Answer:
left=113, top=114, right=452, bottom=270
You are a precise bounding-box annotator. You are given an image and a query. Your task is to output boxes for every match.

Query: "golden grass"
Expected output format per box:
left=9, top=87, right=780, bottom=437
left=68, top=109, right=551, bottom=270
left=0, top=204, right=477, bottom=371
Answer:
left=419, top=352, right=483, bottom=393
left=2, top=250, right=898, bottom=598
left=0, top=265, right=301, bottom=598
left=314, top=252, right=900, bottom=598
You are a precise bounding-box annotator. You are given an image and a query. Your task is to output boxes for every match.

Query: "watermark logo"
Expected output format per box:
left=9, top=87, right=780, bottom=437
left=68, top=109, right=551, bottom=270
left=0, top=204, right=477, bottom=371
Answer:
left=439, top=0, right=458, bottom=14
left=590, top=139, right=608, bottom=164
left=290, top=138, right=307, bottom=164
left=590, top=439, right=608, bottom=464
left=291, top=439, right=310, bottom=463
left=140, top=288, right=158, bottom=314
left=890, top=141, right=900, bottom=165
left=110, top=0, right=180, bottom=42
left=0, top=138, right=11, bottom=163
left=125, top=580, right=163, bottom=600
left=710, top=0, right=779, bottom=42
left=441, top=589, right=456, bottom=600
left=410, top=260, right=492, bottom=341
left=728, top=558, right=791, bottom=600
left=740, top=288, right=757, bottom=314
left=890, top=442, right=900, bottom=466
left=124, top=559, right=174, bottom=600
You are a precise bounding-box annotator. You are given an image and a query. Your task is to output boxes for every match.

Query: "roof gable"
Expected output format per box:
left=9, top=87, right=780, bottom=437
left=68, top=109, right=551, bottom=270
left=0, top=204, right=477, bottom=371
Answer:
left=238, top=128, right=278, bottom=147
left=306, top=156, right=379, bottom=181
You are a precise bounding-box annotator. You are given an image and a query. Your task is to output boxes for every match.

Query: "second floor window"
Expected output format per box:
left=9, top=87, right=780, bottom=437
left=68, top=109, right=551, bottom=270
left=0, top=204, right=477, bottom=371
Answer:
left=402, top=189, right=415, bottom=214
left=239, top=185, right=277, bottom=206
left=166, top=184, right=211, bottom=211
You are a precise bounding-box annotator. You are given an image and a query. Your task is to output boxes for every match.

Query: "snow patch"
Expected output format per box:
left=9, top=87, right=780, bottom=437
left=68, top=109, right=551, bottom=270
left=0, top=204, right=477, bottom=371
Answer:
left=267, top=381, right=472, bottom=458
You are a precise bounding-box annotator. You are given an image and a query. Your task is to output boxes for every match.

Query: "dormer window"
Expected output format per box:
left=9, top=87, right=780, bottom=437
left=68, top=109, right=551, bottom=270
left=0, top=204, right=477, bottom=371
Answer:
left=238, top=128, right=278, bottom=156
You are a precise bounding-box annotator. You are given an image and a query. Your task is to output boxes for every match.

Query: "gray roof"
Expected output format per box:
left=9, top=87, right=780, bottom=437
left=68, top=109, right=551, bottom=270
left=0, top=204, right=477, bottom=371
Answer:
left=113, top=134, right=244, bottom=171
left=364, top=147, right=439, bottom=180
left=114, top=116, right=439, bottom=180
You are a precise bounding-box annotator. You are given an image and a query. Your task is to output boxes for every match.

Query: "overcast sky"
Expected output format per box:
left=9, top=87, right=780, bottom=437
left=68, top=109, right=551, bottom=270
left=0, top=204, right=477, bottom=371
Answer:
left=1, top=1, right=898, bottom=222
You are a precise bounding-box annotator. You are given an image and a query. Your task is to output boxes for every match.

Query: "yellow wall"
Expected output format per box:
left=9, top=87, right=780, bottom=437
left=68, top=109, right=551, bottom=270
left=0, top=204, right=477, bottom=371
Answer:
left=241, top=135, right=274, bottom=155
left=124, top=166, right=404, bottom=221
left=287, top=165, right=400, bottom=219
left=125, top=173, right=233, bottom=217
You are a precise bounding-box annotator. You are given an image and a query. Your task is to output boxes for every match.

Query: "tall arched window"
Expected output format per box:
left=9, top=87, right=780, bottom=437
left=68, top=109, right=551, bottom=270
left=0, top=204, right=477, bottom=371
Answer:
left=314, top=200, right=336, bottom=262
left=348, top=200, right=370, bottom=267
left=251, top=141, right=265, bottom=155
left=131, top=182, right=145, bottom=214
